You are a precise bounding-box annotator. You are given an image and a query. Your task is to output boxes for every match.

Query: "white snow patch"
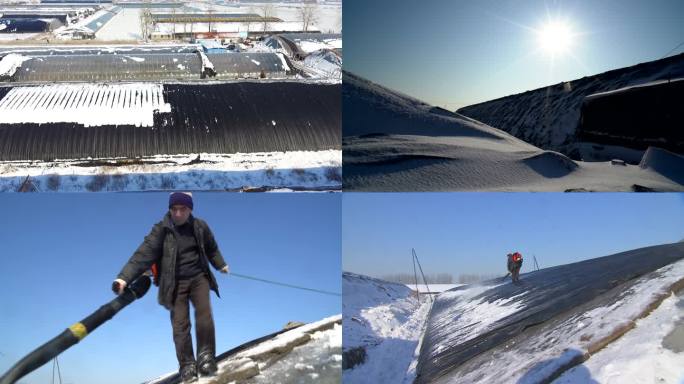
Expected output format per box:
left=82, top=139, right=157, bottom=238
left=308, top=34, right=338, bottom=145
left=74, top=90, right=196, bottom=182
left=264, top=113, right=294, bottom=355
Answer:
left=251, top=59, right=261, bottom=66
left=276, top=53, right=290, bottom=71
left=343, top=273, right=433, bottom=384
left=0, top=53, right=31, bottom=78
left=0, top=83, right=171, bottom=127
left=438, top=258, right=684, bottom=384
left=125, top=56, right=145, bottom=62
left=177, top=64, right=185, bottom=70
left=0, top=150, right=342, bottom=192
left=555, top=292, right=684, bottom=384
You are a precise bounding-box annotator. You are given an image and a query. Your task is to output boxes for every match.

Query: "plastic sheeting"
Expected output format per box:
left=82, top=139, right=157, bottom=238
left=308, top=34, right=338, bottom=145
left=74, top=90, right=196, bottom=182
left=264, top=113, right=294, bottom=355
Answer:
left=578, top=78, right=684, bottom=154
left=3, top=52, right=293, bottom=82
left=415, top=242, right=684, bottom=384
left=0, top=81, right=341, bottom=161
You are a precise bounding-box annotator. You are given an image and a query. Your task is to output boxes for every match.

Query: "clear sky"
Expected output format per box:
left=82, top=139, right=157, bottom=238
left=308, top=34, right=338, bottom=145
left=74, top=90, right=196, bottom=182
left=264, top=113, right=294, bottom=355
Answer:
left=344, top=0, right=684, bottom=110
left=342, top=193, right=684, bottom=279
left=0, top=193, right=340, bottom=384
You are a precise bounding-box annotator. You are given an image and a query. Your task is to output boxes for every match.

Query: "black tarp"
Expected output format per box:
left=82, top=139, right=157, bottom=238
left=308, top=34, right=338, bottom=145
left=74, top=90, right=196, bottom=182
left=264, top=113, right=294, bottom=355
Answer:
left=415, top=242, right=684, bottom=384
left=577, top=78, right=684, bottom=153
left=0, top=18, right=54, bottom=33
left=0, top=81, right=340, bottom=161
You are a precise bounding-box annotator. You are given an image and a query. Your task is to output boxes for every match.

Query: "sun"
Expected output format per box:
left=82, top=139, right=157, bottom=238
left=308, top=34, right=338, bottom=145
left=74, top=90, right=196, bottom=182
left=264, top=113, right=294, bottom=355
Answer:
left=537, top=20, right=574, bottom=56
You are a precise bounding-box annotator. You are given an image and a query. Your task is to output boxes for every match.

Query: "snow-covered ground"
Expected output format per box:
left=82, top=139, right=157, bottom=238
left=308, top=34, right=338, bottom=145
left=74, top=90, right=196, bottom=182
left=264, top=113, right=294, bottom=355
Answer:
left=0, top=150, right=342, bottom=192
left=342, top=273, right=433, bottom=384
left=93, top=2, right=340, bottom=42
left=95, top=7, right=142, bottom=41
left=343, top=72, right=684, bottom=191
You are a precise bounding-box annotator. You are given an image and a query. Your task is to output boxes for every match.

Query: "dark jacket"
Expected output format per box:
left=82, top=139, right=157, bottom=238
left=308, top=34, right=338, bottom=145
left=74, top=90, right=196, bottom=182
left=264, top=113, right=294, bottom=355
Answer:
left=117, top=213, right=227, bottom=310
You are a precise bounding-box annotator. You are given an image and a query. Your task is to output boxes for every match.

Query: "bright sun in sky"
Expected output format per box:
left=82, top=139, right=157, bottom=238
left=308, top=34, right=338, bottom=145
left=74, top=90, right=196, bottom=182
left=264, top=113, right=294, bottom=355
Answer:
left=537, top=20, right=574, bottom=56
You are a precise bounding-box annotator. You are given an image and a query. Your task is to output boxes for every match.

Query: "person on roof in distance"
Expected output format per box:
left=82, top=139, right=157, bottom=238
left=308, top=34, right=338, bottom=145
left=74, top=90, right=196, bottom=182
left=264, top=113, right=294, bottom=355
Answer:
left=507, top=252, right=523, bottom=283
left=112, top=192, right=229, bottom=384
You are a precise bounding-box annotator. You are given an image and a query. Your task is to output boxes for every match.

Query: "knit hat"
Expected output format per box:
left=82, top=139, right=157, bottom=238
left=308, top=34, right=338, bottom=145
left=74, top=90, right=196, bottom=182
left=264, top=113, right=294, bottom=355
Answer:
left=169, top=192, right=193, bottom=210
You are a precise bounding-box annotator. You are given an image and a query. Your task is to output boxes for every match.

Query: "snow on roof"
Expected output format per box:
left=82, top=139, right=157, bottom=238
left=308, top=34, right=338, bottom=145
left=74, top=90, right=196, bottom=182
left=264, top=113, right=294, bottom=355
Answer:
left=0, top=53, right=31, bottom=78
left=417, top=242, right=684, bottom=384
left=145, top=315, right=341, bottom=384
left=0, top=81, right=341, bottom=161
left=585, top=76, right=684, bottom=99
left=0, top=83, right=170, bottom=127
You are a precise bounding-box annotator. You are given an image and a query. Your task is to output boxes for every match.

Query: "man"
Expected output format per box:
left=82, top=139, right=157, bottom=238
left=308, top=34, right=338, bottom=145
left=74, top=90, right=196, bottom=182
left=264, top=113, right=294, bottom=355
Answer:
left=507, top=252, right=523, bottom=283
left=112, top=192, right=229, bottom=383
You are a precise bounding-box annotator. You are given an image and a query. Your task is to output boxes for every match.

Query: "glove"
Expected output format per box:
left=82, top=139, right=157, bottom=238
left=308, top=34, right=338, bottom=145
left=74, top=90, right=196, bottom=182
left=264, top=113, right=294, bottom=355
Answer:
left=219, top=265, right=229, bottom=274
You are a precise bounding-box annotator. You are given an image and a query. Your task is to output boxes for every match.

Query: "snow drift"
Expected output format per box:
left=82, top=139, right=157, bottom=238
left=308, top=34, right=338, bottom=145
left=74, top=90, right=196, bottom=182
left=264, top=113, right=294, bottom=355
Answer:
left=342, top=273, right=432, bottom=384
left=342, top=71, right=684, bottom=191
left=415, top=241, right=684, bottom=384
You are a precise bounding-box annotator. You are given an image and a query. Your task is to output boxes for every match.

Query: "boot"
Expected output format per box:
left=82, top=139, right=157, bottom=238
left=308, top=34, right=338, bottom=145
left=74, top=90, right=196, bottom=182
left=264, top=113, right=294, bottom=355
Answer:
left=179, top=363, right=198, bottom=383
left=198, top=351, right=218, bottom=376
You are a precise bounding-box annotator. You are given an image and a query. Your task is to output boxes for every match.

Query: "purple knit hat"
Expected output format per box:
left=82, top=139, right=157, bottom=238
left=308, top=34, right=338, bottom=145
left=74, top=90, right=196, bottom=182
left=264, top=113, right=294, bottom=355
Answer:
left=169, top=192, right=193, bottom=209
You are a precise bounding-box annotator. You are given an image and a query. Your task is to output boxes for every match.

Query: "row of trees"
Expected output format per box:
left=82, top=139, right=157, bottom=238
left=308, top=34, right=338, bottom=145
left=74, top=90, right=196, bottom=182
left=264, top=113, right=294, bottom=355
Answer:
left=380, top=273, right=502, bottom=284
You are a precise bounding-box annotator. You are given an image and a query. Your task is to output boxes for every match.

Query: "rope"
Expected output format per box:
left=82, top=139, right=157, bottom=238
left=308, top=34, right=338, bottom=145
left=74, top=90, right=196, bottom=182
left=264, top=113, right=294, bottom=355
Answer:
left=228, top=272, right=341, bottom=297
left=660, top=40, right=684, bottom=60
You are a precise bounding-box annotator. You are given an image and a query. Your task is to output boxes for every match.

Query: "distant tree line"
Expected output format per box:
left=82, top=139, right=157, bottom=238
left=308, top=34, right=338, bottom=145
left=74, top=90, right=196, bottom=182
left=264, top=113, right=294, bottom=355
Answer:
left=380, top=272, right=501, bottom=285
left=456, top=273, right=501, bottom=284
left=380, top=273, right=454, bottom=284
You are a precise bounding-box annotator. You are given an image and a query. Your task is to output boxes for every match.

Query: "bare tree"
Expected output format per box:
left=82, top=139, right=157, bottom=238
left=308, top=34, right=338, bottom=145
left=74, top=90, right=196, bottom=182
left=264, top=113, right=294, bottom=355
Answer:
left=139, top=4, right=153, bottom=42
left=258, top=4, right=275, bottom=33
left=299, top=4, right=318, bottom=32
left=244, top=6, right=254, bottom=33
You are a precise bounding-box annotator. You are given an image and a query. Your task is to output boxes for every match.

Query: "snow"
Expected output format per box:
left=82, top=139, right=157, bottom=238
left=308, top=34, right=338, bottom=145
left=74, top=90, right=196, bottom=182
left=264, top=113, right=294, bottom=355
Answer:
left=125, top=55, right=145, bottom=62
left=276, top=52, right=290, bottom=71
left=197, top=50, right=214, bottom=71
left=343, top=72, right=684, bottom=192
left=554, top=292, right=684, bottom=384
left=0, top=83, right=171, bottom=127
left=237, top=315, right=341, bottom=360
left=302, top=49, right=341, bottom=79
left=297, top=38, right=342, bottom=53
left=428, top=283, right=526, bottom=355
left=0, top=150, right=342, bottom=192
left=251, top=59, right=261, bottom=66
left=145, top=315, right=341, bottom=384
left=95, top=8, right=141, bottom=40
left=342, top=273, right=433, bottom=384
left=430, top=258, right=684, bottom=384
left=249, top=323, right=342, bottom=384
left=0, top=53, right=31, bottom=77
left=457, top=54, right=684, bottom=155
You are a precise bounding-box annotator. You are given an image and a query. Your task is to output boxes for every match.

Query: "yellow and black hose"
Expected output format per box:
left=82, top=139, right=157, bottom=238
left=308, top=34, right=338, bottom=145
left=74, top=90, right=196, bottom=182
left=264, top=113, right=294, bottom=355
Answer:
left=0, top=276, right=151, bottom=384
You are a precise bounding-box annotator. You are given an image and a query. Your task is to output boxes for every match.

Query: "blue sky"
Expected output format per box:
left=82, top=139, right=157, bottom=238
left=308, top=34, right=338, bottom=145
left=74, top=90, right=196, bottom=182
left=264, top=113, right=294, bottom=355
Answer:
left=342, top=193, right=684, bottom=279
left=0, top=193, right=340, bottom=384
left=344, top=0, right=684, bottom=110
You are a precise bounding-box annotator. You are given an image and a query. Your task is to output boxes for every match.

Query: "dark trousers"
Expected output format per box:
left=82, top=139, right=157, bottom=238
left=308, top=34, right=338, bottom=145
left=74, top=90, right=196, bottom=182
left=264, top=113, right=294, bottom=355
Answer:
left=171, top=273, right=216, bottom=367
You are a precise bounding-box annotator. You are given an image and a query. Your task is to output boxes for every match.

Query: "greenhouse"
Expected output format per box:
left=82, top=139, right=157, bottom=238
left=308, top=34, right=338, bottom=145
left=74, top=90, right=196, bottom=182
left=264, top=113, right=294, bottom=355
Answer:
left=0, top=81, right=341, bottom=161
